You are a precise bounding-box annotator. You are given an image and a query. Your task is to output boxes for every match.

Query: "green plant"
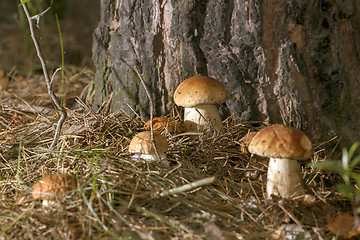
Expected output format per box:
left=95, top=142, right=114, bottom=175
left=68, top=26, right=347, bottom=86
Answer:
left=312, top=142, right=360, bottom=201
left=311, top=143, right=360, bottom=237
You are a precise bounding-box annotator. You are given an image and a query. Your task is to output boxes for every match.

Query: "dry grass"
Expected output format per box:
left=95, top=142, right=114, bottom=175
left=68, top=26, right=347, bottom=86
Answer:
left=0, top=71, right=353, bottom=240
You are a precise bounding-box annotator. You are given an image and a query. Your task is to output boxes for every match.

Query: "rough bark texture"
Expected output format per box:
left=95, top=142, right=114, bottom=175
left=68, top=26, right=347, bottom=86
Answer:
left=89, top=0, right=360, bottom=145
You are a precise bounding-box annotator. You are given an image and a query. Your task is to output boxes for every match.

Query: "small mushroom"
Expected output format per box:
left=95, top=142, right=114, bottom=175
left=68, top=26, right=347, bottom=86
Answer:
left=248, top=124, right=313, bottom=199
left=143, top=117, right=185, bottom=133
left=239, top=131, right=257, bottom=154
left=32, top=174, right=77, bottom=206
left=129, top=131, right=168, bottom=161
left=173, top=76, right=228, bottom=133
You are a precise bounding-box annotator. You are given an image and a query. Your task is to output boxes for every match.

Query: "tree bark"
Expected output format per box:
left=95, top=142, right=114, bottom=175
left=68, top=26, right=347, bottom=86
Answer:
left=89, top=0, right=360, bottom=145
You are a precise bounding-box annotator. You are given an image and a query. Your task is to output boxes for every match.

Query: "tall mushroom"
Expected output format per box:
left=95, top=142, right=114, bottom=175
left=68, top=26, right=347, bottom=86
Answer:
left=248, top=124, right=313, bottom=199
left=32, top=174, right=77, bottom=206
left=173, top=76, right=228, bottom=133
left=129, top=131, right=168, bottom=161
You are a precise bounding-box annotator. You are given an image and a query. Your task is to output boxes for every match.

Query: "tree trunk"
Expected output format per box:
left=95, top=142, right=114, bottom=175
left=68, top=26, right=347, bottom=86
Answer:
left=88, top=0, right=360, bottom=145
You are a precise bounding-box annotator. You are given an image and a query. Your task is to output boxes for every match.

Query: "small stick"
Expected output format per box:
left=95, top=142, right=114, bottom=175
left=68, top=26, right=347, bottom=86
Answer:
left=278, top=203, right=303, bottom=226
left=133, top=66, right=161, bottom=161
left=20, top=1, right=67, bottom=149
left=158, top=176, right=215, bottom=197
left=163, top=163, right=181, bottom=178
left=30, top=0, right=53, bottom=25
left=50, top=67, right=61, bottom=85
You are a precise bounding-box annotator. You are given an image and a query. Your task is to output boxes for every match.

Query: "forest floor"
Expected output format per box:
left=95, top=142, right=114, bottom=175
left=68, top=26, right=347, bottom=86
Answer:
left=0, top=67, right=355, bottom=240
left=0, top=2, right=357, bottom=240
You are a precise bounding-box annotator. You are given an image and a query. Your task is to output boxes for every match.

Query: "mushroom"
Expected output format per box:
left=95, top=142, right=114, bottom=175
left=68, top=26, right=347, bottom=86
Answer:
left=239, top=131, right=257, bottom=154
left=32, top=174, right=77, bottom=206
left=173, top=76, right=228, bottom=133
left=248, top=124, right=313, bottom=199
left=143, top=117, right=185, bottom=133
left=129, top=131, right=168, bottom=161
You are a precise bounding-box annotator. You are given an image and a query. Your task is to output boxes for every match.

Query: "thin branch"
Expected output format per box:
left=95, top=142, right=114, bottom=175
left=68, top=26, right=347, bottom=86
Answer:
left=50, top=67, right=62, bottom=85
left=30, top=0, right=53, bottom=27
left=158, top=176, right=216, bottom=197
left=133, top=66, right=161, bottom=161
left=20, top=0, right=67, bottom=149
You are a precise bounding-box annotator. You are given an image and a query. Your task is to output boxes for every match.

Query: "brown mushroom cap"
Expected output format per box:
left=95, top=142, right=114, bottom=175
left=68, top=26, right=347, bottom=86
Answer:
left=173, top=76, right=228, bottom=108
left=248, top=124, right=313, bottom=160
left=32, top=174, right=77, bottom=201
left=143, top=117, right=185, bottom=133
left=129, top=131, right=168, bottom=155
left=239, top=131, right=257, bottom=153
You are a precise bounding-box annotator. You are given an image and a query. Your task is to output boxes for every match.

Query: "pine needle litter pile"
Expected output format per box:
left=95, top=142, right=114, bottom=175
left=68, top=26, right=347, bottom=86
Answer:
left=0, top=73, right=352, bottom=239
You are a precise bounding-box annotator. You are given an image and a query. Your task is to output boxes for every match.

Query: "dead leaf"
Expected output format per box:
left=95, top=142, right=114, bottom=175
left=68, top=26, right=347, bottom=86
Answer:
left=327, top=212, right=360, bottom=238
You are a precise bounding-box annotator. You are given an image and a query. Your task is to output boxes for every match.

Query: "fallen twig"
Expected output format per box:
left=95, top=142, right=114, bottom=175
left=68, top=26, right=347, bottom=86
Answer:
left=158, top=176, right=216, bottom=197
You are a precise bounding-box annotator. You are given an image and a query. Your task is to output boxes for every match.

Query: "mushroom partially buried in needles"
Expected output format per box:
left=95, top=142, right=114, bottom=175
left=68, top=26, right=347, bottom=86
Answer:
left=129, top=131, right=168, bottom=161
left=144, top=117, right=185, bottom=133
left=239, top=131, right=257, bottom=154
left=32, top=174, right=77, bottom=206
left=173, top=76, right=228, bottom=133
left=248, top=124, right=313, bottom=199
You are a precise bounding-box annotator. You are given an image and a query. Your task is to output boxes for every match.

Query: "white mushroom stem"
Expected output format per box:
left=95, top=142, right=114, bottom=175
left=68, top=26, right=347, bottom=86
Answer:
left=183, top=104, right=223, bottom=133
left=42, top=197, right=59, bottom=206
left=131, top=152, right=166, bottom=162
left=266, top=158, right=305, bottom=199
left=42, top=200, right=51, bottom=206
